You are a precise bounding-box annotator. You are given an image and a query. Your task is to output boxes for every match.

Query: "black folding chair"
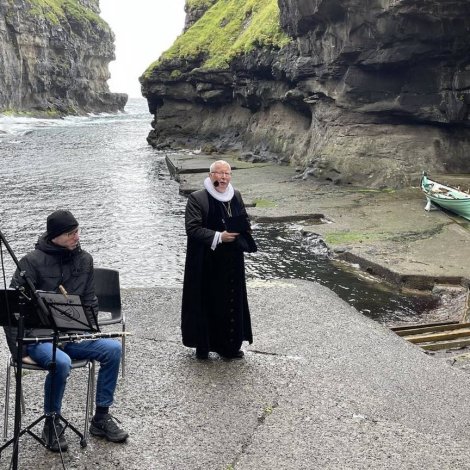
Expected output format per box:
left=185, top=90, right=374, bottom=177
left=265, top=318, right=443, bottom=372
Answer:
left=3, top=355, right=93, bottom=442
left=93, top=268, right=126, bottom=377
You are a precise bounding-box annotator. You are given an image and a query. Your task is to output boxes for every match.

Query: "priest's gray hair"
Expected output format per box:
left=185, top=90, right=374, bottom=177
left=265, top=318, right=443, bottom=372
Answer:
left=210, top=160, right=231, bottom=172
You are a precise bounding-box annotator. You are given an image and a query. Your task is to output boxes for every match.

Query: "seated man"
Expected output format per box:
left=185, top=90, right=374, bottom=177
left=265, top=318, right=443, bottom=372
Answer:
left=5, top=210, right=128, bottom=452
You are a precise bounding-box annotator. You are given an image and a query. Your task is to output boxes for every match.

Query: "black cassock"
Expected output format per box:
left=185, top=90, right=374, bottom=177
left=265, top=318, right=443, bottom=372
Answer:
left=181, top=188, right=253, bottom=356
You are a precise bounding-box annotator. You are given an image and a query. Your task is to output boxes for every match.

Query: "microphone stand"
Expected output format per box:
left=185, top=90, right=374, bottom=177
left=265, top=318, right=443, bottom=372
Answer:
left=0, top=229, right=50, bottom=470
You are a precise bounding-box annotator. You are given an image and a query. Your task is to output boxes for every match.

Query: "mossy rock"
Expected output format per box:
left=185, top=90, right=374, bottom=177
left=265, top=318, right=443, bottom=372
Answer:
left=144, top=0, right=290, bottom=77
left=27, top=0, right=107, bottom=28
left=324, top=231, right=387, bottom=245
left=253, top=198, right=277, bottom=208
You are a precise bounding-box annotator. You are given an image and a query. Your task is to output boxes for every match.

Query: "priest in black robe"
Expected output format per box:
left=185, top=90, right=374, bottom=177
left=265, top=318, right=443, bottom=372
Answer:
left=181, top=160, right=254, bottom=359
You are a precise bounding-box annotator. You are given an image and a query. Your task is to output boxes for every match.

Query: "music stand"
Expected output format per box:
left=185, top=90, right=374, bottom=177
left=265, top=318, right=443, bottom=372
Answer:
left=37, top=291, right=99, bottom=334
left=0, top=288, right=98, bottom=468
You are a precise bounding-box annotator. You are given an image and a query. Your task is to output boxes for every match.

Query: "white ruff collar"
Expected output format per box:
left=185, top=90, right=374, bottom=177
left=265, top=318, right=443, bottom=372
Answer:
left=204, top=177, right=234, bottom=202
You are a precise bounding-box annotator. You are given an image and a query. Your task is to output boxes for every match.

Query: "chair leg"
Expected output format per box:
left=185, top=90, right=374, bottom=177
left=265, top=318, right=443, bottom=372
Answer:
left=20, top=387, right=25, bottom=416
left=121, top=324, right=126, bottom=378
left=3, top=359, right=11, bottom=441
left=3, top=359, right=26, bottom=441
left=90, top=361, right=96, bottom=417
left=84, top=362, right=94, bottom=437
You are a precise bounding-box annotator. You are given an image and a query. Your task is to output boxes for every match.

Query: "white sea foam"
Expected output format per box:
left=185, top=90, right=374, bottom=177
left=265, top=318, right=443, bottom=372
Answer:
left=0, top=115, right=59, bottom=136
left=0, top=98, right=142, bottom=136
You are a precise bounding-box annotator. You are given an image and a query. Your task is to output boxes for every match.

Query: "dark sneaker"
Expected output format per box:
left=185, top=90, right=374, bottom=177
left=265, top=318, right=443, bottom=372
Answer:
left=42, top=417, right=68, bottom=452
left=90, top=414, right=128, bottom=443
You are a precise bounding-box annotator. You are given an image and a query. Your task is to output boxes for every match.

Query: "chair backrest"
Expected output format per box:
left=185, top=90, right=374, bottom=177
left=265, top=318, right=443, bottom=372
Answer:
left=93, top=268, right=122, bottom=324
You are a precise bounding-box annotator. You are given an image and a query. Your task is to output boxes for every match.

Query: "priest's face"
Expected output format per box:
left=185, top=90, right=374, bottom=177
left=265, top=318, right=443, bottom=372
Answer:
left=209, top=162, right=232, bottom=192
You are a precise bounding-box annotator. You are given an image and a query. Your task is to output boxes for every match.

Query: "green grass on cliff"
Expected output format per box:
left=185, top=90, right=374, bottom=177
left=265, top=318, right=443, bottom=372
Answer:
left=27, top=0, right=106, bottom=27
left=186, top=0, right=217, bottom=7
left=146, top=0, right=290, bottom=75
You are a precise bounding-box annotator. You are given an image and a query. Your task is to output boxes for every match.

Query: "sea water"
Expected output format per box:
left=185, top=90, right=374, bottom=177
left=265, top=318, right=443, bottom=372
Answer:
left=0, top=99, right=186, bottom=288
left=0, top=98, right=430, bottom=323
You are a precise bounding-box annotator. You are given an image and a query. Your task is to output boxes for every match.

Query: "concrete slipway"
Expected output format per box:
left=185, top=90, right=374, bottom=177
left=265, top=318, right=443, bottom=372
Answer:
left=3, top=154, right=470, bottom=469
left=2, top=283, right=470, bottom=469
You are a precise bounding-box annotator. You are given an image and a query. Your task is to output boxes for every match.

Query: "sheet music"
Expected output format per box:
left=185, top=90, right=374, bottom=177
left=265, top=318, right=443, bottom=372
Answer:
left=37, top=292, right=99, bottom=333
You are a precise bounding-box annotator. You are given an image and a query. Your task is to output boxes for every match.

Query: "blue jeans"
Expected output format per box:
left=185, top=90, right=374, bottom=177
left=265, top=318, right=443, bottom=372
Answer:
left=27, top=338, right=122, bottom=415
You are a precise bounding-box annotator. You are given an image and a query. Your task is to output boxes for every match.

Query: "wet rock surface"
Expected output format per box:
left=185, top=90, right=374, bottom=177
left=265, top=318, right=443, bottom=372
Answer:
left=169, top=152, right=470, bottom=287
left=172, top=152, right=470, bottom=332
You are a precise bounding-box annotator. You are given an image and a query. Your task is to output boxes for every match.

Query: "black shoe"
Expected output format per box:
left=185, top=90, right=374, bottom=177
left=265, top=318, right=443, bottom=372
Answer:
left=42, top=417, right=68, bottom=452
left=230, top=350, right=245, bottom=359
left=196, top=347, right=209, bottom=360
left=90, top=414, right=128, bottom=443
left=218, top=350, right=244, bottom=359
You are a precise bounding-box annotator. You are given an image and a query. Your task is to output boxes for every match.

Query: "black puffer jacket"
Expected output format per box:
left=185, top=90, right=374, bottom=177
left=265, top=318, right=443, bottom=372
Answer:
left=5, top=234, right=98, bottom=356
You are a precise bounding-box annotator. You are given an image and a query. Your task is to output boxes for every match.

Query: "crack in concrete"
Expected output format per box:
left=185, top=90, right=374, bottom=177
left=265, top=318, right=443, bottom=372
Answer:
left=228, top=365, right=302, bottom=469
left=249, top=349, right=304, bottom=361
left=228, top=400, right=282, bottom=469
left=248, top=349, right=282, bottom=357
left=142, top=336, right=180, bottom=345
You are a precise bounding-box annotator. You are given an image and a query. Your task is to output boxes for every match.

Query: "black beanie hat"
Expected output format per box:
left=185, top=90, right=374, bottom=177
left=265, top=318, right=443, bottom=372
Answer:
left=46, top=210, right=79, bottom=240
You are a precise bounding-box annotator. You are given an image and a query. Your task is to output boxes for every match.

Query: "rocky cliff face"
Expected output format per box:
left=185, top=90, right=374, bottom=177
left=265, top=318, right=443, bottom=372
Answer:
left=141, top=0, right=470, bottom=188
left=0, top=0, right=127, bottom=116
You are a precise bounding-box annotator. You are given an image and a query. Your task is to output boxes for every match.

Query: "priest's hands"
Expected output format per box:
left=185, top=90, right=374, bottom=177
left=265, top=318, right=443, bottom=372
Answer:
left=221, top=231, right=239, bottom=242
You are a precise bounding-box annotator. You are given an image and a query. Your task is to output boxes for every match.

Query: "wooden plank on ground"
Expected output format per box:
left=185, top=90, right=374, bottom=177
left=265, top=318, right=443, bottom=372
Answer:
left=391, top=316, right=470, bottom=352
left=391, top=320, right=459, bottom=332
left=405, top=327, right=470, bottom=343
left=393, top=322, right=470, bottom=337
left=420, top=338, right=470, bottom=351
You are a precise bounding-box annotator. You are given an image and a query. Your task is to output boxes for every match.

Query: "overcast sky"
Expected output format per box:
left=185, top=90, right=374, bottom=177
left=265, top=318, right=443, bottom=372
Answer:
left=99, top=0, right=186, bottom=98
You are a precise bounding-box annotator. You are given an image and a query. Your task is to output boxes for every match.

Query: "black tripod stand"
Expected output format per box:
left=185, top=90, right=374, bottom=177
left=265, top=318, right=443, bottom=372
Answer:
left=0, top=229, right=90, bottom=469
